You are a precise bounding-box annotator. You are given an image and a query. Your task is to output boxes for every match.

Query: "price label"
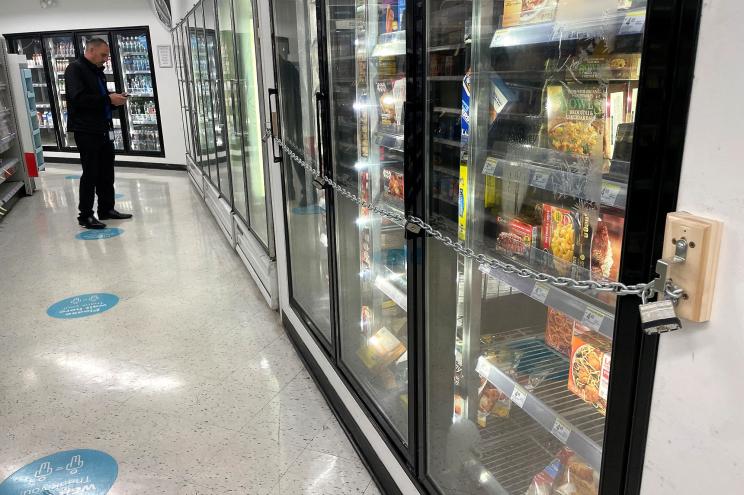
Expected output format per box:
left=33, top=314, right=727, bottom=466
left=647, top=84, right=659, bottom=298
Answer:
left=601, top=182, right=622, bottom=206
left=618, top=13, right=645, bottom=35
left=530, top=282, right=550, bottom=304
left=490, top=30, right=509, bottom=47
left=582, top=307, right=606, bottom=332
left=510, top=384, right=528, bottom=408
left=475, top=357, right=490, bottom=377
left=532, top=171, right=550, bottom=189
left=551, top=417, right=571, bottom=443
left=482, top=159, right=498, bottom=177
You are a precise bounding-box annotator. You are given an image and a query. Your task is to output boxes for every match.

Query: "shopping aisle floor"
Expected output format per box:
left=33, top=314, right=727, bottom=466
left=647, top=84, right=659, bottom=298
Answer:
left=0, top=165, right=381, bottom=495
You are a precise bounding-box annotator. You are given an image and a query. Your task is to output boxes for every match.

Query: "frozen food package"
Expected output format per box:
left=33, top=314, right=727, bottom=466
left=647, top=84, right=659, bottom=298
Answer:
left=477, top=382, right=512, bottom=426
left=496, top=216, right=540, bottom=259
left=383, top=167, right=404, bottom=201
left=525, top=448, right=573, bottom=495
left=502, top=0, right=560, bottom=28
left=591, top=212, right=624, bottom=282
left=568, top=327, right=611, bottom=415
left=553, top=452, right=600, bottom=495
left=546, top=83, right=607, bottom=159
left=392, top=78, right=406, bottom=126
left=607, top=53, right=641, bottom=80
left=545, top=308, right=574, bottom=356
left=376, top=80, right=396, bottom=128
left=489, top=74, right=516, bottom=124
left=541, top=204, right=592, bottom=272
left=357, top=327, right=407, bottom=373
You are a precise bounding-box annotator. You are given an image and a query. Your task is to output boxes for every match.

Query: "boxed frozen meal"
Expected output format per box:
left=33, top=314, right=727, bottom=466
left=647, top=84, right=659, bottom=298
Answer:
left=545, top=308, right=575, bottom=356
left=357, top=327, right=407, bottom=373
left=568, top=327, right=611, bottom=416
left=496, top=216, right=540, bottom=258
left=607, top=53, right=641, bottom=80
left=502, top=0, right=560, bottom=28
left=477, top=382, right=512, bottom=427
left=541, top=203, right=592, bottom=271
left=383, top=167, right=404, bottom=201
left=591, top=212, right=624, bottom=282
left=546, top=83, right=607, bottom=158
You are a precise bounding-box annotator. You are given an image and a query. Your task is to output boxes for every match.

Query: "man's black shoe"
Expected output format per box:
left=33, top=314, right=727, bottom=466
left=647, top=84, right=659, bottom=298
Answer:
left=98, top=210, right=133, bottom=220
left=78, top=216, right=107, bottom=229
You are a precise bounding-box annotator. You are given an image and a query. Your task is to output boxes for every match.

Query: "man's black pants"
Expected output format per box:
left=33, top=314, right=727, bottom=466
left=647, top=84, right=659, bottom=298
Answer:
left=75, top=131, right=115, bottom=218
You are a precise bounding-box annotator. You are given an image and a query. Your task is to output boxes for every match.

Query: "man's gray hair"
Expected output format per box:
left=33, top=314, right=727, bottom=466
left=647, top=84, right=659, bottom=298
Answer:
left=85, top=38, right=109, bottom=52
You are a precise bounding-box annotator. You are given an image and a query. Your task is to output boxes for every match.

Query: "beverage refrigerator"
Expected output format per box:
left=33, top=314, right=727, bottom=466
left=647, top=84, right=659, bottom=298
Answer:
left=267, top=0, right=703, bottom=493
left=5, top=27, right=165, bottom=157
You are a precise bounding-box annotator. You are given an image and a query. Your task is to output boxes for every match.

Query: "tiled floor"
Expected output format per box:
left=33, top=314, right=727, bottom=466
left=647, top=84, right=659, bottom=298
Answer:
left=0, top=165, right=381, bottom=494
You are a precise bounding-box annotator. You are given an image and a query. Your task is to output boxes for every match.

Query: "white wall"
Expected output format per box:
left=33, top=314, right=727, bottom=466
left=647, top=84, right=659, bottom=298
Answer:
left=641, top=1, right=744, bottom=493
left=0, top=0, right=186, bottom=165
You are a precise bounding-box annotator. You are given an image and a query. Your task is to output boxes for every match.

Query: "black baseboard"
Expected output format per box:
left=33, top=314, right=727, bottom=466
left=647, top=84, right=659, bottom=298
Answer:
left=281, top=312, right=402, bottom=495
left=44, top=157, right=186, bottom=171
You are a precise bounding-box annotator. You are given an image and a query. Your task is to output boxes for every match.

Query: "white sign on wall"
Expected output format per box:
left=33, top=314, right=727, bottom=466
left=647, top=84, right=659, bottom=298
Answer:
left=156, top=45, right=172, bottom=68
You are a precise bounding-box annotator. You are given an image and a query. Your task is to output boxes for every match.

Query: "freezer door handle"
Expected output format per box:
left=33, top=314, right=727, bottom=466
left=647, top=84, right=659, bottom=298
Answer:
left=267, top=87, right=282, bottom=163
left=313, top=91, right=326, bottom=189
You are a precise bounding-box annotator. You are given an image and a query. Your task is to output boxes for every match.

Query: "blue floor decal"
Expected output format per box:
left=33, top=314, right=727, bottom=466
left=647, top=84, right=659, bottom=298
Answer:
left=0, top=449, right=118, bottom=495
left=75, top=228, right=123, bottom=240
left=114, top=193, right=125, bottom=199
left=47, top=293, right=119, bottom=319
left=64, top=175, right=81, bottom=180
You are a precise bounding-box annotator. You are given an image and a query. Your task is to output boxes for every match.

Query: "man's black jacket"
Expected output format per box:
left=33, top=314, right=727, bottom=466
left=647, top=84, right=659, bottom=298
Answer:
left=64, top=57, right=111, bottom=134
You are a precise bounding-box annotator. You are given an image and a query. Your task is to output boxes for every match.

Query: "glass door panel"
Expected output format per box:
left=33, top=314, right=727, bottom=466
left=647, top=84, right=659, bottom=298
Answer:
left=43, top=34, right=76, bottom=148
left=11, top=37, right=58, bottom=148
left=76, top=32, right=125, bottom=151
left=218, top=0, right=246, bottom=218
left=194, top=4, right=217, bottom=181
left=234, top=0, right=270, bottom=247
left=205, top=0, right=230, bottom=197
left=174, top=27, right=194, bottom=162
left=273, top=0, right=332, bottom=344
left=426, top=0, right=648, bottom=493
left=113, top=30, right=162, bottom=153
left=188, top=14, right=208, bottom=172
left=329, top=0, right=409, bottom=442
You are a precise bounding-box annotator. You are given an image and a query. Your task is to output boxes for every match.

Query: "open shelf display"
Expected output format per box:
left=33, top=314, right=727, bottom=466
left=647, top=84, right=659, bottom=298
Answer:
left=0, top=39, right=28, bottom=217
left=423, top=0, right=648, bottom=493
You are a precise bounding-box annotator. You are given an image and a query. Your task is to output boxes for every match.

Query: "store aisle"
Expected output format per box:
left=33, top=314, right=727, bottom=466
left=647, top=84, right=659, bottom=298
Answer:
left=0, top=165, right=381, bottom=495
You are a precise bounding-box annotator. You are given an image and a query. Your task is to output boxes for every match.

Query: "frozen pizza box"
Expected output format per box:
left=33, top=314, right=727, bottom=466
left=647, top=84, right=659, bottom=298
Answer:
left=567, top=327, right=611, bottom=416
left=545, top=307, right=574, bottom=356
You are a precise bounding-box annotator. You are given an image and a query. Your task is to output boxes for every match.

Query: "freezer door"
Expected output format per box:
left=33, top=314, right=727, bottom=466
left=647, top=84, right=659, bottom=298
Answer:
left=424, top=0, right=649, bottom=493
left=272, top=0, right=333, bottom=347
left=42, top=34, right=76, bottom=149
left=326, top=0, right=411, bottom=446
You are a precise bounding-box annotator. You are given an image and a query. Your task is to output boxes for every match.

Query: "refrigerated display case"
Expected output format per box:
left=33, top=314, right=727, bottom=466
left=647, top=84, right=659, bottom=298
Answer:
left=112, top=30, right=163, bottom=153
left=5, top=28, right=165, bottom=157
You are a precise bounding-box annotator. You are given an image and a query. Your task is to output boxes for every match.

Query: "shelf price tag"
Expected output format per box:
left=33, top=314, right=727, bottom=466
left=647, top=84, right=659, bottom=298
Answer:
left=530, top=282, right=550, bottom=304
left=551, top=417, right=571, bottom=444
left=601, top=182, right=622, bottom=206
left=510, top=384, right=528, bottom=408
left=475, top=357, right=490, bottom=377
left=582, top=306, right=606, bottom=332
left=618, top=12, right=645, bottom=35
left=531, top=170, right=550, bottom=189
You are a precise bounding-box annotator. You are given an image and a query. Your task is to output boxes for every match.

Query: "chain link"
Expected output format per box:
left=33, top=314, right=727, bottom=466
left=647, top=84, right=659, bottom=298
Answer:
left=271, top=134, right=682, bottom=302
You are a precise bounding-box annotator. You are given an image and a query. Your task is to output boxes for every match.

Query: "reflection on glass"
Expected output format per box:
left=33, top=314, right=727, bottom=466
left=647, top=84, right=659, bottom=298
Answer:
left=218, top=0, right=245, bottom=215
left=273, top=0, right=332, bottom=343
left=191, top=5, right=216, bottom=179
left=113, top=31, right=161, bottom=153
left=174, top=27, right=195, bottom=161
left=331, top=0, right=409, bottom=441
left=204, top=0, right=230, bottom=197
left=43, top=35, right=76, bottom=148
left=13, top=37, right=58, bottom=148
left=234, top=0, right=269, bottom=246
left=426, top=1, right=647, bottom=493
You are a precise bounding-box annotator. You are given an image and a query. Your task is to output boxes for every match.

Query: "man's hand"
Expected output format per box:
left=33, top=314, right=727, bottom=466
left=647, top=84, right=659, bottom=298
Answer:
left=109, top=93, right=128, bottom=106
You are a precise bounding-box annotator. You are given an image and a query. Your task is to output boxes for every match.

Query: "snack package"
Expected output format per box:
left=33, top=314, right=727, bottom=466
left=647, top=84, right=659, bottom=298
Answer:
left=383, top=167, right=404, bottom=201
left=502, top=0, right=560, bottom=28
left=591, top=213, right=624, bottom=282
left=553, top=452, right=600, bottom=495
left=541, top=204, right=592, bottom=272
left=496, top=216, right=540, bottom=259
left=568, top=327, right=611, bottom=415
left=545, top=308, right=574, bottom=356
left=546, top=83, right=607, bottom=159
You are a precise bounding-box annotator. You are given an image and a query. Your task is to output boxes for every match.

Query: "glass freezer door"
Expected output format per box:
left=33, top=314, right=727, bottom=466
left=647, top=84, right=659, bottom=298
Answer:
left=42, top=34, right=76, bottom=148
left=205, top=0, right=230, bottom=198
left=188, top=13, right=209, bottom=174
left=272, top=0, right=333, bottom=345
left=113, top=30, right=162, bottom=154
left=77, top=32, right=125, bottom=151
left=425, top=0, right=648, bottom=493
left=11, top=37, right=58, bottom=148
left=326, top=0, right=410, bottom=443
left=193, top=4, right=218, bottom=182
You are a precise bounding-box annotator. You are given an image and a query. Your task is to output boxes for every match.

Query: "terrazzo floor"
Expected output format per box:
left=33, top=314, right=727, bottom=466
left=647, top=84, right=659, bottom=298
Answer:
left=0, top=165, right=382, bottom=494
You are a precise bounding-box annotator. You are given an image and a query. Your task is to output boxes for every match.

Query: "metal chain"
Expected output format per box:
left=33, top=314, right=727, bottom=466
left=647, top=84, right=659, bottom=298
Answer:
left=269, top=132, right=682, bottom=302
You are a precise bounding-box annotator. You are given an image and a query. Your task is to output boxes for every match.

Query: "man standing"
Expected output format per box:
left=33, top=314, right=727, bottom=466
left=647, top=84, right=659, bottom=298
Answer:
left=65, top=38, right=132, bottom=229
